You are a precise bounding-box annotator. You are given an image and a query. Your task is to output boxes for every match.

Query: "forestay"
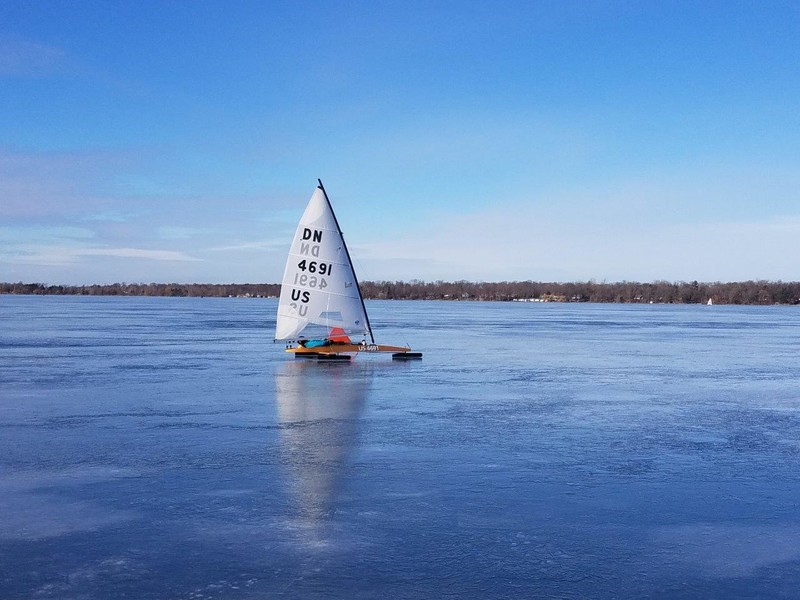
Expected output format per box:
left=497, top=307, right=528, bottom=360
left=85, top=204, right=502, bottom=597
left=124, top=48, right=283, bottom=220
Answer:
left=275, top=185, right=371, bottom=341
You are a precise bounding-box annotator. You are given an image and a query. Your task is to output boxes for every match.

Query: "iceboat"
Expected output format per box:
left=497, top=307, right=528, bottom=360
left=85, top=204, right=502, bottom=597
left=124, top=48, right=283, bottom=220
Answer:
left=274, top=180, right=421, bottom=361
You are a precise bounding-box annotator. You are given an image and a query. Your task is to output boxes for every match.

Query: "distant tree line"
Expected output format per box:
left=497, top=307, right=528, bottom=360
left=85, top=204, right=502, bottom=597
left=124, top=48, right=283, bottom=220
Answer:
left=360, top=280, right=800, bottom=305
left=0, top=282, right=280, bottom=298
left=2, top=280, right=800, bottom=304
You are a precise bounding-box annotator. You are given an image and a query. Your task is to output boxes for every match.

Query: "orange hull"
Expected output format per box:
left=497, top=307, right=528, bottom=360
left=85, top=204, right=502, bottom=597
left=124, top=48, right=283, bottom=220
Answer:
left=286, top=342, right=411, bottom=355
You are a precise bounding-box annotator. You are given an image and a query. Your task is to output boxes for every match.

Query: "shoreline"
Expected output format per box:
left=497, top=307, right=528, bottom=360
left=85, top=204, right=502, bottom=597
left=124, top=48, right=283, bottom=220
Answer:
left=2, top=280, right=799, bottom=305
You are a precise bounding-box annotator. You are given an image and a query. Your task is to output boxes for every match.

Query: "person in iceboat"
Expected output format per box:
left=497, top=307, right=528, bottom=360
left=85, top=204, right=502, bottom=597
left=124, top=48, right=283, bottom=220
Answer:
left=300, top=338, right=332, bottom=348
left=297, top=328, right=353, bottom=348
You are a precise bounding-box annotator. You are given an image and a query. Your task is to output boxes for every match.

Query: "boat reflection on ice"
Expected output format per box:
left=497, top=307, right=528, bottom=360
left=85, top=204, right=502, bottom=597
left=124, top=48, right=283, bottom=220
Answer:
left=274, top=360, right=372, bottom=544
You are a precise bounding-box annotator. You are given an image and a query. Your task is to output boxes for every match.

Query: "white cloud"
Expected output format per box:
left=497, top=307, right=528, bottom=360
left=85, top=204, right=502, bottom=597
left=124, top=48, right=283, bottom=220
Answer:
left=208, top=240, right=285, bottom=252
left=0, top=37, right=74, bottom=77
left=1, top=245, right=201, bottom=267
left=81, top=210, right=138, bottom=223
left=346, top=160, right=800, bottom=282
left=157, top=226, right=204, bottom=240
left=0, top=149, right=128, bottom=218
left=351, top=206, right=800, bottom=283
left=0, top=226, right=95, bottom=242
left=78, top=247, right=202, bottom=261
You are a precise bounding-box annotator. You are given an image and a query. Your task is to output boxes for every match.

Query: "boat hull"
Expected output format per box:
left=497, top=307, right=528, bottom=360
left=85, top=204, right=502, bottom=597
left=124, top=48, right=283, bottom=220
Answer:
left=286, top=343, right=411, bottom=355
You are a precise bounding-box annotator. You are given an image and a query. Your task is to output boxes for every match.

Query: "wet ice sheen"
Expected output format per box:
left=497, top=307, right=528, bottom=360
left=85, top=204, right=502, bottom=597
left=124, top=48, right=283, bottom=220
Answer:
left=1, top=296, right=799, bottom=599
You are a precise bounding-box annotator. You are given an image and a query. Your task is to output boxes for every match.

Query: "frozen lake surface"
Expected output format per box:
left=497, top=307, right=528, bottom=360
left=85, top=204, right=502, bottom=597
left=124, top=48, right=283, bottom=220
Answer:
left=2, top=296, right=800, bottom=599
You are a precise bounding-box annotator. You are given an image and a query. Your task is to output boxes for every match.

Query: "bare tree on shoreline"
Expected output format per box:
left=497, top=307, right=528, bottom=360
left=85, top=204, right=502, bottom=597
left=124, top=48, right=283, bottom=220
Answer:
left=2, top=280, right=799, bottom=305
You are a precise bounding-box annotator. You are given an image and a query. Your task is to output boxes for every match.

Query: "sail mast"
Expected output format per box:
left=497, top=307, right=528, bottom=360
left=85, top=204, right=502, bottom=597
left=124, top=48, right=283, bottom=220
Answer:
left=316, top=179, right=375, bottom=344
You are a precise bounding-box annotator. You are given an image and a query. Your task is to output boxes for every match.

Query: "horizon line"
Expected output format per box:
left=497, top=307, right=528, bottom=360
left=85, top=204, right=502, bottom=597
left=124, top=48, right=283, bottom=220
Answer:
left=3, top=279, right=800, bottom=287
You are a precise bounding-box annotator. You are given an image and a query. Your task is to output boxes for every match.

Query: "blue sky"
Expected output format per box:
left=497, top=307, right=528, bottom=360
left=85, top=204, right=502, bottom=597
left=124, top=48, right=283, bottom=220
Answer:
left=1, top=0, right=798, bottom=284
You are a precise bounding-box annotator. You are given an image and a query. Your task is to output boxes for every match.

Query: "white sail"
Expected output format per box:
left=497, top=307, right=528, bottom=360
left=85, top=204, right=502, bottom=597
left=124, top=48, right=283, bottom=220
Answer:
left=275, top=184, right=371, bottom=341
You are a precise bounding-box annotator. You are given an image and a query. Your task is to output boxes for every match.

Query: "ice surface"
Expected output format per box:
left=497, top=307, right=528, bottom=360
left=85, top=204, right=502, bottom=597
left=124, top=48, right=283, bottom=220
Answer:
left=1, top=296, right=800, bottom=598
